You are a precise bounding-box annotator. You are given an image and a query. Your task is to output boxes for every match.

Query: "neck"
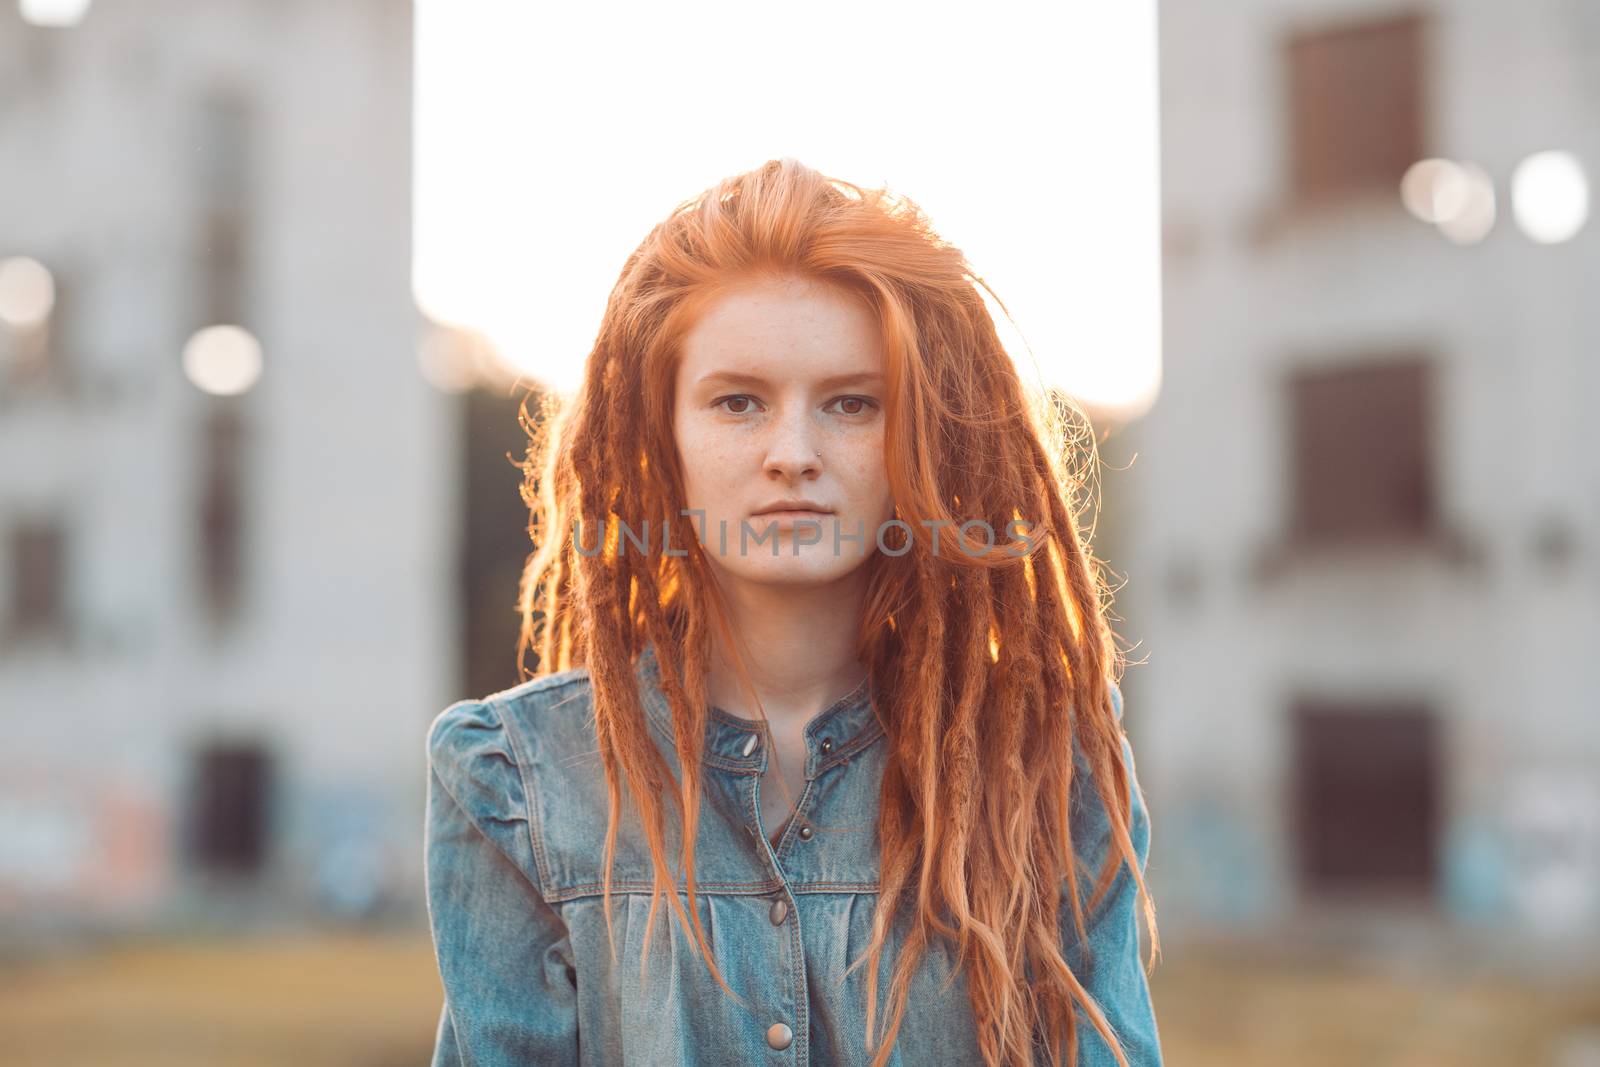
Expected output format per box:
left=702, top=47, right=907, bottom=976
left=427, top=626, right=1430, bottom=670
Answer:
left=702, top=567, right=870, bottom=729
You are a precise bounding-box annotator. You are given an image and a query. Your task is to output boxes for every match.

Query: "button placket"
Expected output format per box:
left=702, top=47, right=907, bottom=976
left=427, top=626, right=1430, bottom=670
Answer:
left=744, top=766, right=802, bottom=1060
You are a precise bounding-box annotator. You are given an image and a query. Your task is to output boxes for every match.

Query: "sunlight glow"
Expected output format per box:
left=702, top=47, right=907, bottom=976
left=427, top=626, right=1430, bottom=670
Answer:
left=414, top=1, right=1161, bottom=418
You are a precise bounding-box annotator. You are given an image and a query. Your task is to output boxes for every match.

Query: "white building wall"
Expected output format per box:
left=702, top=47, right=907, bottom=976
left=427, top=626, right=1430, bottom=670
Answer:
left=0, top=0, right=453, bottom=925
left=1126, top=0, right=1600, bottom=959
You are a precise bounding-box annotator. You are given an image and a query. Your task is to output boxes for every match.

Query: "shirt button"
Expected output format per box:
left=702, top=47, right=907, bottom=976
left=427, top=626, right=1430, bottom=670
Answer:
left=820, top=737, right=834, bottom=754
left=741, top=733, right=759, bottom=757
left=766, top=1022, right=794, bottom=1050
left=797, top=824, right=813, bottom=840
left=769, top=898, right=788, bottom=925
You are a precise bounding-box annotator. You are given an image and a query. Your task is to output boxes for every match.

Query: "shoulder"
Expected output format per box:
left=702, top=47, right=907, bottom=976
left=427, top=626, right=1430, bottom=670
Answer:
left=424, top=667, right=601, bottom=886
left=425, top=666, right=598, bottom=817
left=1069, top=678, right=1127, bottom=778
left=1069, top=678, right=1149, bottom=859
left=426, top=661, right=681, bottom=901
left=428, top=666, right=593, bottom=764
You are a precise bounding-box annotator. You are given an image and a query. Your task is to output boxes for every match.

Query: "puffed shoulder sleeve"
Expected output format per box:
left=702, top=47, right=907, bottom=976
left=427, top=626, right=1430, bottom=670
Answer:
left=424, top=698, right=579, bottom=1067
left=1061, top=680, right=1164, bottom=1066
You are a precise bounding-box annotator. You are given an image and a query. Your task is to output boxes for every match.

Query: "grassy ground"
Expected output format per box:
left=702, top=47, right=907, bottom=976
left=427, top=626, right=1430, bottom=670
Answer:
left=1147, top=945, right=1600, bottom=1067
left=0, top=932, right=1596, bottom=1065
left=0, top=932, right=442, bottom=1067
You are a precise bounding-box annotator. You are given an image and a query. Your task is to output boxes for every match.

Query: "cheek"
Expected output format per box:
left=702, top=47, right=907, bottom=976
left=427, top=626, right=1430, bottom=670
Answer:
left=672, top=416, right=702, bottom=503
left=845, top=442, right=893, bottom=513
left=674, top=420, right=738, bottom=505
left=863, top=428, right=889, bottom=483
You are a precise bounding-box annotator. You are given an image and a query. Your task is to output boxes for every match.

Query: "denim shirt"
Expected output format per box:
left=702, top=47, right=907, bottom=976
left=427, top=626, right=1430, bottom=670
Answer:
left=424, top=644, right=1162, bottom=1066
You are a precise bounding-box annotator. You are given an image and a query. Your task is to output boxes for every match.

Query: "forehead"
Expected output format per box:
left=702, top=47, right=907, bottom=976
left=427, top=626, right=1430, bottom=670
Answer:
left=677, top=277, right=884, bottom=381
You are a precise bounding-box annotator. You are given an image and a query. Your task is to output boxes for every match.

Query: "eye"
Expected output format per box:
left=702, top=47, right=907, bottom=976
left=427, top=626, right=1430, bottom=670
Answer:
left=828, top=396, right=879, bottom=417
left=712, top=394, right=762, bottom=415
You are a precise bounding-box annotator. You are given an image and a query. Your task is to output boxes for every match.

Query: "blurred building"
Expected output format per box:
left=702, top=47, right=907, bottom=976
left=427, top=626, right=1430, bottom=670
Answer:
left=0, top=1, right=455, bottom=933
left=1123, top=0, right=1599, bottom=968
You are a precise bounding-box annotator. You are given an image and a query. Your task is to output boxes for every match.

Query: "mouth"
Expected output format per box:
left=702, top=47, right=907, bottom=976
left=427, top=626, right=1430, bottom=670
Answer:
left=752, top=499, right=835, bottom=518
left=752, top=510, right=835, bottom=526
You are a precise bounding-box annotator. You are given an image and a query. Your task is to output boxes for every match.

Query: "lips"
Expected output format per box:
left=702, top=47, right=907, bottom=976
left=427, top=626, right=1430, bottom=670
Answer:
left=750, top=506, right=836, bottom=535
left=753, top=500, right=834, bottom=516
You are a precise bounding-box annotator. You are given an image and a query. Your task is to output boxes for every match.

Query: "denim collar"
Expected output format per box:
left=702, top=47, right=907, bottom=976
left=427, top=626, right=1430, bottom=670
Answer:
left=635, top=642, right=883, bottom=778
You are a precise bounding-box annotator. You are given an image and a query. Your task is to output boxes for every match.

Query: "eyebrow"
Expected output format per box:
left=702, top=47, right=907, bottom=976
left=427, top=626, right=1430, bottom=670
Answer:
left=696, top=370, right=885, bottom=391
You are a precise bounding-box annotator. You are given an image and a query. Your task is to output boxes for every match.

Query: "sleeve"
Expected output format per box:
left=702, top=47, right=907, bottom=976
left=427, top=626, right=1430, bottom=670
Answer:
left=424, top=698, right=580, bottom=1067
left=1061, top=680, right=1164, bottom=1066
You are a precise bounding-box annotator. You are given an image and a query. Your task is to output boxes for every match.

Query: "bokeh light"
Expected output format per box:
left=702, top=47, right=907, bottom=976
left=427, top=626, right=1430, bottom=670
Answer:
left=1511, top=150, right=1589, bottom=245
left=0, top=256, right=57, bottom=329
left=181, top=324, right=263, bottom=396
left=18, top=0, right=92, bottom=28
left=1399, top=158, right=1496, bottom=245
left=1400, top=158, right=1470, bottom=224
left=1436, top=162, right=1496, bottom=246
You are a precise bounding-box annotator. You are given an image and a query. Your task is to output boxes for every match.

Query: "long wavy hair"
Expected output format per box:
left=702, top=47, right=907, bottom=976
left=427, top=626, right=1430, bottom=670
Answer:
left=513, top=157, right=1158, bottom=1067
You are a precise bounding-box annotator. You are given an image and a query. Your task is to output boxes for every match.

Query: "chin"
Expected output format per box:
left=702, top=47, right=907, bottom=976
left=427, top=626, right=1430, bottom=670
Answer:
left=714, top=551, right=870, bottom=589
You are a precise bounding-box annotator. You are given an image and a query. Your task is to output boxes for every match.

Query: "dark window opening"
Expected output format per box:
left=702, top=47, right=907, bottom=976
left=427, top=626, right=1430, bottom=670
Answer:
left=1292, top=699, right=1440, bottom=896
left=199, top=404, right=246, bottom=625
left=6, top=518, right=67, bottom=640
left=1286, top=12, right=1426, bottom=204
left=194, top=89, right=254, bottom=328
left=1288, top=355, right=1435, bottom=545
left=188, top=741, right=273, bottom=877
left=0, top=267, right=71, bottom=396
left=200, top=209, right=248, bottom=327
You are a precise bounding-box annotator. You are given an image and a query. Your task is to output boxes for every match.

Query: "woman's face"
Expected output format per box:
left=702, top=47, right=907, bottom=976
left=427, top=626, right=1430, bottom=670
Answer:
left=672, top=275, right=895, bottom=588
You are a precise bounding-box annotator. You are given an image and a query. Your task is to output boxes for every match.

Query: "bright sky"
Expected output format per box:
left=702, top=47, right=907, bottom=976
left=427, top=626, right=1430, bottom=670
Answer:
left=413, top=1, right=1161, bottom=417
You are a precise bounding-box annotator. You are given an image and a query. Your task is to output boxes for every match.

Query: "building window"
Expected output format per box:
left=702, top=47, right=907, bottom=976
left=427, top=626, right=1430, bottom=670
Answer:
left=188, top=741, right=273, bottom=877
left=1292, top=699, right=1440, bottom=896
left=1288, top=355, right=1435, bottom=545
left=199, top=404, right=246, bottom=624
left=1286, top=12, right=1426, bottom=204
left=5, top=517, right=67, bottom=640
left=194, top=89, right=254, bottom=328
left=0, top=259, right=70, bottom=397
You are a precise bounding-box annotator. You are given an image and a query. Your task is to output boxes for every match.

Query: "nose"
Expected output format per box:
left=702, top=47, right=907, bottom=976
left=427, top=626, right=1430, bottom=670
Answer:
left=763, top=408, right=821, bottom=481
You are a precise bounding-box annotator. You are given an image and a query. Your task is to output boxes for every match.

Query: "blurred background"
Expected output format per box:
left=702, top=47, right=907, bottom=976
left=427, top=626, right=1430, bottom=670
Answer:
left=0, top=0, right=1595, bottom=1064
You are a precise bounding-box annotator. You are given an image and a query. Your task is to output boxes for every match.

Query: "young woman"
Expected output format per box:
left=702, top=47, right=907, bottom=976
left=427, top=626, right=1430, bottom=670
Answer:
left=425, top=158, right=1162, bottom=1066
